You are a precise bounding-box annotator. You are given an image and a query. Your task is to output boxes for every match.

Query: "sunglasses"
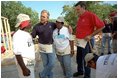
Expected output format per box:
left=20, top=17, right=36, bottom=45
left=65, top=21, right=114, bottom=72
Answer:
left=58, top=29, right=60, bottom=35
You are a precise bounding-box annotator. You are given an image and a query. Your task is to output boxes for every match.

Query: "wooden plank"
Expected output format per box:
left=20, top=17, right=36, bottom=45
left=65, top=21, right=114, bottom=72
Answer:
left=1, top=16, right=13, bottom=55
left=1, top=16, right=15, bottom=62
left=1, top=18, right=6, bottom=50
left=3, top=18, right=10, bottom=52
left=6, top=19, right=13, bottom=54
left=1, top=16, right=8, bottom=19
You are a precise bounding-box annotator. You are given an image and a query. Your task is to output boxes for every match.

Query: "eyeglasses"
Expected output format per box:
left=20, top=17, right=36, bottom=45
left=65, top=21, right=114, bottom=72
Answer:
left=58, top=29, right=60, bottom=35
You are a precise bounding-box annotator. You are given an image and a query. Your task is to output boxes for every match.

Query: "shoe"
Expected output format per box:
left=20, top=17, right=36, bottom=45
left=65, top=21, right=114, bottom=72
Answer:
left=73, top=72, right=84, bottom=77
left=39, top=73, right=41, bottom=78
left=84, top=75, right=90, bottom=78
left=108, top=52, right=111, bottom=54
left=63, top=71, right=66, bottom=76
left=100, top=53, right=104, bottom=56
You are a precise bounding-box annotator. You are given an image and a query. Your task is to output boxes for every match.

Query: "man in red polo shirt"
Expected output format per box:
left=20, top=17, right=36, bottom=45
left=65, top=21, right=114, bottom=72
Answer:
left=73, top=1, right=104, bottom=78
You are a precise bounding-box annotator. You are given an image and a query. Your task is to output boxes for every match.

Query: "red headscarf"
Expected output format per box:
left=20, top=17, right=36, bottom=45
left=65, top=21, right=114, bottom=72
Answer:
left=19, top=20, right=30, bottom=29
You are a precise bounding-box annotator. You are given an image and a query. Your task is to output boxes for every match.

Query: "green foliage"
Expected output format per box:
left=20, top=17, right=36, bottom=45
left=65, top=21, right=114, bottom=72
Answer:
left=62, top=1, right=117, bottom=33
left=87, top=2, right=116, bottom=19
left=49, top=19, right=56, bottom=23
left=62, top=5, right=78, bottom=32
left=112, top=4, right=117, bottom=9
left=1, top=1, right=39, bottom=31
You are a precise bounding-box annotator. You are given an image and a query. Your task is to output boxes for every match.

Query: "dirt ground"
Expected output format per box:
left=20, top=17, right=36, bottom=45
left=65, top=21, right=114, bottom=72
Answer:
left=1, top=52, right=96, bottom=78
left=1, top=37, right=112, bottom=78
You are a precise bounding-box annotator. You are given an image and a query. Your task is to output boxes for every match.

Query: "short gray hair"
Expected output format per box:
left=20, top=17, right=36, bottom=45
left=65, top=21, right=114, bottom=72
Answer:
left=41, top=10, right=50, bottom=17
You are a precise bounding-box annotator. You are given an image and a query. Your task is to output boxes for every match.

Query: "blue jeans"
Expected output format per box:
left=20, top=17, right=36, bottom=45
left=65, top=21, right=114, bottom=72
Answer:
left=40, top=52, right=56, bottom=78
left=76, top=39, right=94, bottom=78
left=101, top=34, right=112, bottom=53
left=57, top=54, right=72, bottom=78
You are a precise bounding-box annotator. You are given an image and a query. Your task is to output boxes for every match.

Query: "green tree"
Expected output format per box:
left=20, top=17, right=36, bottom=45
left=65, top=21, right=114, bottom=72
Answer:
left=62, top=5, right=78, bottom=32
left=1, top=1, right=39, bottom=31
left=86, top=2, right=116, bottom=19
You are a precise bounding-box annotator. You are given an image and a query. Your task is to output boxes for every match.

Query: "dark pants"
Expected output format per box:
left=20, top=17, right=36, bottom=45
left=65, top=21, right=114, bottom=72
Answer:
left=76, top=39, right=94, bottom=78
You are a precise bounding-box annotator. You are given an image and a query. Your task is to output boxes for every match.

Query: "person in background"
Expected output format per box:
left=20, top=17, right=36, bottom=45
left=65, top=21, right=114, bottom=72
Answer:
left=73, top=1, right=104, bottom=78
left=109, top=11, right=117, bottom=53
left=85, top=53, right=117, bottom=78
left=13, top=14, right=35, bottom=78
left=101, top=19, right=112, bottom=55
left=53, top=16, right=74, bottom=78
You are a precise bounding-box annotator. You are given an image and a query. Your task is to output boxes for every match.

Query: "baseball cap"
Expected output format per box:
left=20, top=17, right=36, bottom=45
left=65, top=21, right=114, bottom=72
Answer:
left=85, top=53, right=94, bottom=66
left=15, top=13, right=30, bottom=28
left=56, top=17, right=64, bottom=23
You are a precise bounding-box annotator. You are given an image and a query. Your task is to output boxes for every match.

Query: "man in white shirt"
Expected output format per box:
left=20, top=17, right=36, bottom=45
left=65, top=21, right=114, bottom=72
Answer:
left=53, top=17, right=74, bottom=78
left=85, top=53, right=117, bottom=78
left=13, top=14, right=35, bottom=78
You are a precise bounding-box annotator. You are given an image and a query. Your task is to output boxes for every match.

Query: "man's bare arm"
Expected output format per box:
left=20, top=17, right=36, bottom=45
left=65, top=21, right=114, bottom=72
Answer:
left=15, top=55, right=30, bottom=76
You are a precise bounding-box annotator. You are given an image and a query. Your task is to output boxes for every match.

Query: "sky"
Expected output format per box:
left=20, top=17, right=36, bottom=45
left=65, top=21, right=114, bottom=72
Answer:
left=21, top=1, right=117, bottom=19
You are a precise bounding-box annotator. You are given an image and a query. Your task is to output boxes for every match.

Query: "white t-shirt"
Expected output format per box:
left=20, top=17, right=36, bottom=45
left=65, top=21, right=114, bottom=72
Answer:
left=13, top=29, right=35, bottom=78
left=96, top=54, right=117, bottom=78
left=13, top=29, right=35, bottom=60
left=53, top=26, right=70, bottom=55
